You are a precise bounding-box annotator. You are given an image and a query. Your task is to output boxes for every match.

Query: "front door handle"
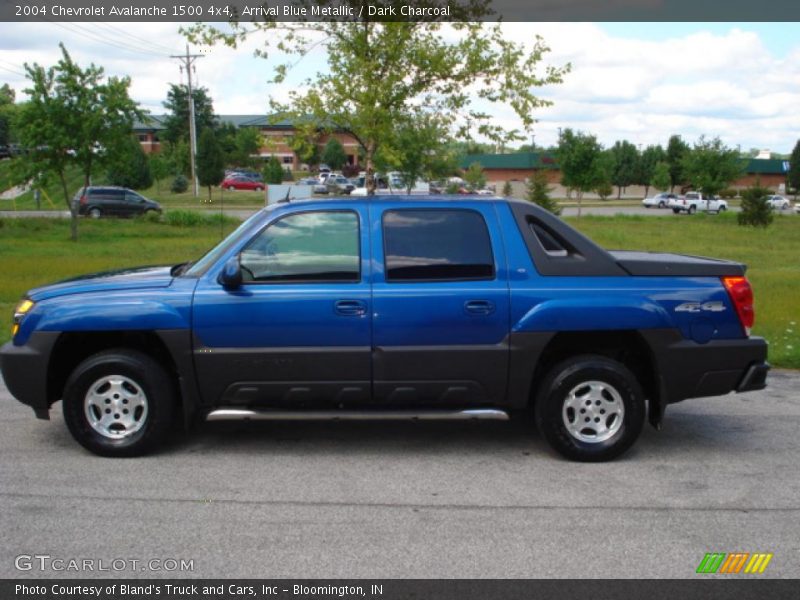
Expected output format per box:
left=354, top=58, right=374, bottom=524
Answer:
left=335, top=300, right=367, bottom=316
left=464, top=300, right=495, bottom=315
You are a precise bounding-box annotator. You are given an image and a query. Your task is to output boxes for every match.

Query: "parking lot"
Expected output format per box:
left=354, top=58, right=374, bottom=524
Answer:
left=1, top=369, right=799, bottom=579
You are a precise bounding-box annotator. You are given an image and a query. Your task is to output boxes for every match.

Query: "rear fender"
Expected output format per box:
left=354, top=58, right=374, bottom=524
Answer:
left=514, top=296, right=672, bottom=332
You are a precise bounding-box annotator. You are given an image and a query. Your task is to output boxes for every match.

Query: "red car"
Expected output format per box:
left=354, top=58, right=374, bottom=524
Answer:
left=221, top=175, right=265, bottom=191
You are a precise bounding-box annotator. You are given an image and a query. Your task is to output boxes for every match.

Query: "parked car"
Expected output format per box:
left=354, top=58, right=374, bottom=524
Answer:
left=669, top=192, right=727, bottom=214
left=326, top=175, right=356, bottom=194
left=642, top=193, right=680, bottom=209
left=222, top=175, right=265, bottom=192
left=2, top=196, right=767, bottom=461
left=765, top=195, right=791, bottom=210
left=73, top=186, right=162, bottom=218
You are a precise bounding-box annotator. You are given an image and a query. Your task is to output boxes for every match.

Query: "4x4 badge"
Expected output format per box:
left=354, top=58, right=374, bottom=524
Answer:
left=675, top=301, right=726, bottom=313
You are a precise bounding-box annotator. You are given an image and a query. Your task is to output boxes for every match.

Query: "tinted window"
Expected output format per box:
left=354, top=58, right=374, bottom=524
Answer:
left=383, top=209, right=494, bottom=281
left=240, top=211, right=360, bottom=283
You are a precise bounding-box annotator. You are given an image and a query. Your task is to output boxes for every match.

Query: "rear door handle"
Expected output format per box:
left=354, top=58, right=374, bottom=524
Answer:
left=464, top=300, right=495, bottom=315
left=335, top=300, right=367, bottom=316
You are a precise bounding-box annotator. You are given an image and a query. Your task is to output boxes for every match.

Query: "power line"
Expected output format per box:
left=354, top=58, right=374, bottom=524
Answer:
left=46, top=21, right=170, bottom=59
left=0, top=64, right=25, bottom=77
left=95, top=22, right=180, bottom=55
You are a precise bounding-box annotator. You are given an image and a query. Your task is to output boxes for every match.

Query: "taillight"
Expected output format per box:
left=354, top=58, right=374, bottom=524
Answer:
left=79, top=195, right=87, bottom=205
left=722, top=276, right=754, bottom=334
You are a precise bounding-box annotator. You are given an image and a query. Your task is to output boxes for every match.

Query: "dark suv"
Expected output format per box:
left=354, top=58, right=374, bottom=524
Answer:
left=74, top=187, right=162, bottom=218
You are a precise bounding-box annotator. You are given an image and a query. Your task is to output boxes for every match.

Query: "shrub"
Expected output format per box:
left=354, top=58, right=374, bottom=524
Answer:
left=738, top=179, right=773, bottom=228
left=501, top=181, right=513, bottom=197
left=164, top=210, right=239, bottom=228
left=170, top=174, right=189, bottom=194
left=595, top=181, right=613, bottom=201
left=526, top=171, right=560, bottom=215
left=445, top=182, right=461, bottom=195
left=282, top=167, right=294, bottom=182
left=263, top=156, right=284, bottom=184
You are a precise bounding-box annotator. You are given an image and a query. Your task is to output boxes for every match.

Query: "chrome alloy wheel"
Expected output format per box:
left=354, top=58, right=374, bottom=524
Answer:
left=561, top=380, right=625, bottom=443
left=83, top=375, right=148, bottom=440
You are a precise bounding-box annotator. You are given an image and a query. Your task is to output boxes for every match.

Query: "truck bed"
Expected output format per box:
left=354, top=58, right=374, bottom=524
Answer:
left=610, top=251, right=746, bottom=277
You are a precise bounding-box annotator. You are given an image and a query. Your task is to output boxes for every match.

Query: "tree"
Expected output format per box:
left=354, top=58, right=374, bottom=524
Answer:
left=149, top=153, right=171, bottom=193
left=501, top=181, right=513, bottom=197
left=463, top=162, right=486, bottom=191
left=0, top=83, right=16, bottom=146
left=738, top=178, right=773, bottom=228
left=636, top=144, right=666, bottom=197
left=788, top=139, right=800, bottom=199
left=263, top=156, right=284, bottom=184
left=651, top=161, right=671, bottom=192
left=288, top=126, right=321, bottom=170
left=557, top=128, right=605, bottom=216
left=681, top=136, right=743, bottom=197
left=321, top=137, right=347, bottom=171
left=106, top=135, right=153, bottom=190
left=385, top=112, right=455, bottom=193
left=161, top=83, right=217, bottom=145
left=666, top=134, right=689, bottom=192
left=233, top=126, right=262, bottom=167
left=526, top=170, right=560, bottom=215
left=15, top=44, right=141, bottom=241
left=609, top=140, right=638, bottom=198
left=185, top=8, right=569, bottom=194
left=196, top=128, right=225, bottom=202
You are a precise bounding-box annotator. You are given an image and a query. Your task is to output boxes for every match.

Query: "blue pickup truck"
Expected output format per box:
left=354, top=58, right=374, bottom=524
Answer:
left=1, top=197, right=768, bottom=461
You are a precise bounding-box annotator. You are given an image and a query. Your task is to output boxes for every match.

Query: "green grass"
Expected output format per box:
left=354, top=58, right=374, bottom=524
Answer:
left=566, top=211, right=800, bottom=369
left=0, top=211, right=797, bottom=369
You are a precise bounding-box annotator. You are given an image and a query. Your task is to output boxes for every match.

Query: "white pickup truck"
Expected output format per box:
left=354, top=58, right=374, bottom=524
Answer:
left=669, top=192, right=728, bottom=214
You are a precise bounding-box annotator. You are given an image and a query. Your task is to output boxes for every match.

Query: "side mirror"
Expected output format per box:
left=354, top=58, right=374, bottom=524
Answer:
left=219, top=256, right=243, bottom=289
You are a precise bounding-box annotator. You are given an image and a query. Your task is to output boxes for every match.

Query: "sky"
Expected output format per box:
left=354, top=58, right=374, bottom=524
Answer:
left=0, top=21, right=798, bottom=153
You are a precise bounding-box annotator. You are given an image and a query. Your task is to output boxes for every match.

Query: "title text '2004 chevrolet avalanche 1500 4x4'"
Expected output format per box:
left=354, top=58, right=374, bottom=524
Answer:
left=1, top=197, right=768, bottom=461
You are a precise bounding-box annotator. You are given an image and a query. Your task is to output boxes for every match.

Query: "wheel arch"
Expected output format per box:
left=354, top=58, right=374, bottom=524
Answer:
left=526, top=330, right=664, bottom=429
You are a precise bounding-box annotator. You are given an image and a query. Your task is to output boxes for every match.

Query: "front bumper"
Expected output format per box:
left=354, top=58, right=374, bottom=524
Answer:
left=0, top=332, right=59, bottom=419
left=641, top=329, right=769, bottom=404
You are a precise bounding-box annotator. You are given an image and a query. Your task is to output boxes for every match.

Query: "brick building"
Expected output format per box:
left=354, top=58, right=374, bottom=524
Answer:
left=132, top=115, right=361, bottom=170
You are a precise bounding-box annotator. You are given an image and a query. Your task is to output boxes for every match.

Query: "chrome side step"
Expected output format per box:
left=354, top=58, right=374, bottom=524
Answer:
left=206, top=408, right=509, bottom=422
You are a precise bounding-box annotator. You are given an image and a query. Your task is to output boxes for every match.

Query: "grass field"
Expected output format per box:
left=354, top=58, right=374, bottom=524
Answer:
left=0, top=211, right=797, bottom=368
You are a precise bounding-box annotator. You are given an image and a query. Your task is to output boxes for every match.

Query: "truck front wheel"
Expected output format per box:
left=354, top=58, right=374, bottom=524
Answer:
left=62, top=349, right=175, bottom=457
left=535, top=355, right=645, bottom=462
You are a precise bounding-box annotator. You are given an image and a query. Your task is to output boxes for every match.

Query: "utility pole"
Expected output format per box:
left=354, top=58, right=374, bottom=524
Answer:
left=171, top=45, right=204, bottom=198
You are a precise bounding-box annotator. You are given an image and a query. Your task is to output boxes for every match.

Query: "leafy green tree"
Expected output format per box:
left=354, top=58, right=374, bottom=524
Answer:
left=636, top=144, right=666, bottom=197
left=787, top=139, right=800, bottom=198
left=666, top=134, right=689, bottom=192
left=651, top=161, right=671, bottom=192
left=526, top=170, right=559, bottom=214
left=289, top=126, right=320, bottom=170
left=263, top=156, right=284, bottom=184
left=234, top=127, right=262, bottom=167
left=681, top=136, right=743, bottom=197
left=321, top=137, right=347, bottom=171
left=738, top=178, right=773, bottom=228
left=171, top=174, right=188, bottom=193
left=15, top=44, right=141, bottom=240
left=196, top=129, right=225, bottom=202
left=106, top=135, right=153, bottom=190
left=186, top=9, right=569, bottom=194
left=0, top=83, right=16, bottom=146
left=609, top=140, right=638, bottom=198
left=161, top=83, right=217, bottom=145
left=463, top=162, right=486, bottom=191
left=385, top=113, right=455, bottom=193
left=149, top=153, right=171, bottom=193
left=502, top=181, right=513, bottom=197
left=557, top=128, right=605, bottom=216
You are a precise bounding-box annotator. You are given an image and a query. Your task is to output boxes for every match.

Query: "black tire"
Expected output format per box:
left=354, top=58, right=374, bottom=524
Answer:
left=688, top=205, right=696, bottom=214
left=534, top=355, right=646, bottom=462
left=672, top=208, right=680, bottom=214
left=658, top=201, right=665, bottom=208
left=62, top=349, right=175, bottom=457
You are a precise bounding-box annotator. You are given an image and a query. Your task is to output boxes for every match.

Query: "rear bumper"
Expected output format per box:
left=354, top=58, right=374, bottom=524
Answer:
left=0, top=332, right=59, bottom=419
left=641, top=330, right=769, bottom=404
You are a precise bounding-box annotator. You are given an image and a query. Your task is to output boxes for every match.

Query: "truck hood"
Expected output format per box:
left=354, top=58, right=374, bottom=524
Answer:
left=28, top=266, right=175, bottom=302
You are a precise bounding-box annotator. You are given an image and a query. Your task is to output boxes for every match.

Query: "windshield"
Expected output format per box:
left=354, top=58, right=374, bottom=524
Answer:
left=183, top=210, right=267, bottom=277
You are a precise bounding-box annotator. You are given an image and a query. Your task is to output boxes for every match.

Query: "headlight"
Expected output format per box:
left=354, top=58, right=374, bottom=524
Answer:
left=12, top=298, right=34, bottom=337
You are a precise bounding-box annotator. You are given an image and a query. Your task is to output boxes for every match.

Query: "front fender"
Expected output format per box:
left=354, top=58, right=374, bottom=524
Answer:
left=514, top=295, right=673, bottom=332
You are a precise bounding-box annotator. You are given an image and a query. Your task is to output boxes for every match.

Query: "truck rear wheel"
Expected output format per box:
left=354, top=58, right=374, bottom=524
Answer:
left=535, top=355, right=645, bottom=462
left=62, top=349, right=175, bottom=457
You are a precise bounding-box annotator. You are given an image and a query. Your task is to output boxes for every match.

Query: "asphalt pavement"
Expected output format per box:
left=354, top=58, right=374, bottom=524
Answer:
left=1, top=370, right=799, bottom=579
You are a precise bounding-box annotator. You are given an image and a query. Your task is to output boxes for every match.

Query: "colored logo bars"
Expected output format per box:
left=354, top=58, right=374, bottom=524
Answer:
left=696, top=552, right=773, bottom=574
